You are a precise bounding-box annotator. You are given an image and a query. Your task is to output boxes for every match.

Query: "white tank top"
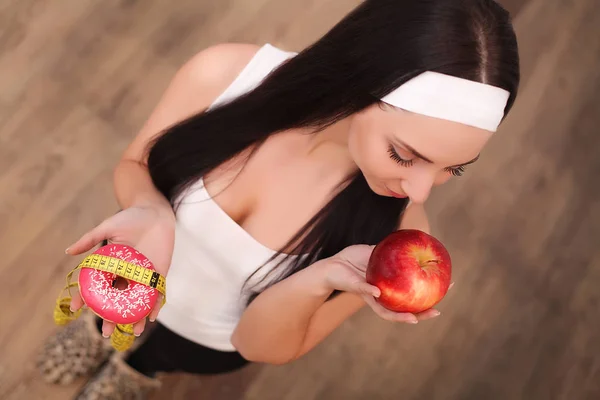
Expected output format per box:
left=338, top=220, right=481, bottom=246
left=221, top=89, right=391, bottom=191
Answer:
left=156, top=43, right=299, bottom=352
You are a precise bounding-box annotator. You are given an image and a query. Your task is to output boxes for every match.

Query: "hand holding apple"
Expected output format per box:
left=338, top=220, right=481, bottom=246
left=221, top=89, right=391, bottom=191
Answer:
left=366, top=229, right=452, bottom=314
left=325, top=242, right=444, bottom=324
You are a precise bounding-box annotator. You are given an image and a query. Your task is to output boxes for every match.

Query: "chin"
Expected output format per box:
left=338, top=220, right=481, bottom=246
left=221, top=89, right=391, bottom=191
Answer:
left=362, top=176, right=389, bottom=197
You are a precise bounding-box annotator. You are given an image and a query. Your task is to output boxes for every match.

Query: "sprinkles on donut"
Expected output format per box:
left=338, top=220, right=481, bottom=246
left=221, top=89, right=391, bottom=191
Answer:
left=78, top=244, right=162, bottom=325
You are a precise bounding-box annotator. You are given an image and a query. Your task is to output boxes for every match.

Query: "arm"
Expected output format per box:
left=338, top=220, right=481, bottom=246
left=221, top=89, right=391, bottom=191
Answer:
left=231, top=258, right=362, bottom=365
left=231, top=202, right=433, bottom=365
left=66, top=44, right=263, bottom=336
left=297, top=203, right=432, bottom=353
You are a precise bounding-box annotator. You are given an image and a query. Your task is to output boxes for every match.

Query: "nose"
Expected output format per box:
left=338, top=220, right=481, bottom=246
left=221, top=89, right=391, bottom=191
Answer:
left=400, top=170, right=436, bottom=205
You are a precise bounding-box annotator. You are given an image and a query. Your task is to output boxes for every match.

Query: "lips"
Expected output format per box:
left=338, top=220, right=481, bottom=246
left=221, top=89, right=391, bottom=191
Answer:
left=385, top=186, right=408, bottom=198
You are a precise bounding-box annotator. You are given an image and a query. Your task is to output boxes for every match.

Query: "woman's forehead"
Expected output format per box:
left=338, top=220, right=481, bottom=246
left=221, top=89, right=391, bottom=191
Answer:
left=382, top=107, right=492, bottom=165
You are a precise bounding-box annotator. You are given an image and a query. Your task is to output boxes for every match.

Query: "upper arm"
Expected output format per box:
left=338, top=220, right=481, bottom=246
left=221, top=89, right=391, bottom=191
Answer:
left=121, top=43, right=261, bottom=164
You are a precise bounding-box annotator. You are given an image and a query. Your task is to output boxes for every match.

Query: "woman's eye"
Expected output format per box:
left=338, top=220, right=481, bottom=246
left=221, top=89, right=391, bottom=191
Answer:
left=388, top=143, right=468, bottom=177
left=387, top=144, right=414, bottom=167
left=446, top=166, right=465, bottom=177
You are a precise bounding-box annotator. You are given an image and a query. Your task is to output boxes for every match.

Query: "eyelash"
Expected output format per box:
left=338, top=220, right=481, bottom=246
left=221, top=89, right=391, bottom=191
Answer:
left=447, top=165, right=465, bottom=177
left=387, top=144, right=466, bottom=177
left=387, top=144, right=413, bottom=167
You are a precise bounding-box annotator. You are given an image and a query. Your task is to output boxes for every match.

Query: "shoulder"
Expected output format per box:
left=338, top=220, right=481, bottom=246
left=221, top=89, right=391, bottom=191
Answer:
left=183, top=42, right=262, bottom=78
left=176, top=43, right=262, bottom=100
left=119, top=43, right=262, bottom=161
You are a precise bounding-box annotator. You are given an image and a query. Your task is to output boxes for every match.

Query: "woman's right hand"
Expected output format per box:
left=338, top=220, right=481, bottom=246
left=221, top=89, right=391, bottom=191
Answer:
left=65, top=205, right=176, bottom=337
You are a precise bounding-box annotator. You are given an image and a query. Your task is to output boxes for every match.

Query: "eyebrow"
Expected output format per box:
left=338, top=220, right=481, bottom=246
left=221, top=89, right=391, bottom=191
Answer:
left=395, top=139, right=480, bottom=167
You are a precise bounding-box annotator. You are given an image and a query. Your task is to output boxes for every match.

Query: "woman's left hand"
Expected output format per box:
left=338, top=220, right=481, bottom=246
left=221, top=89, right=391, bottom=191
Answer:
left=324, top=244, right=446, bottom=324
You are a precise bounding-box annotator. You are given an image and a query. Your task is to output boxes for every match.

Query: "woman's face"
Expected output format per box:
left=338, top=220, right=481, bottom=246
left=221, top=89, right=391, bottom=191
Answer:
left=347, top=103, right=493, bottom=204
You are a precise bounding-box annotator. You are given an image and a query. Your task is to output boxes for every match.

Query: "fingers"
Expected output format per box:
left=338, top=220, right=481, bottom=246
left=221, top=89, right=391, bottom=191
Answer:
left=66, top=222, right=110, bottom=255
left=414, top=308, right=441, bottom=321
left=69, top=294, right=117, bottom=338
left=133, top=318, right=146, bottom=337
left=118, top=302, right=159, bottom=338
left=147, top=294, right=164, bottom=322
left=358, top=282, right=381, bottom=298
left=101, top=321, right=116, bottom=338
left=69, top=292, right=85, bottom=312
left=363, top=295, right=443, bottom=324
left=362, top=295, right=419, bottom=324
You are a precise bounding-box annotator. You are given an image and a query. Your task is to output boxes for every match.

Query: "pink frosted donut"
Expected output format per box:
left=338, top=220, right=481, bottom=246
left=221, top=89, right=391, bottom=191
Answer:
left=78, top=244, right=160, bottom=325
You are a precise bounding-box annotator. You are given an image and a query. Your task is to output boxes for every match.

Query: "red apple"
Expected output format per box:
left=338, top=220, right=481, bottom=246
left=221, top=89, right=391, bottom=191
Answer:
left=366, top=229, right=452, bottom=314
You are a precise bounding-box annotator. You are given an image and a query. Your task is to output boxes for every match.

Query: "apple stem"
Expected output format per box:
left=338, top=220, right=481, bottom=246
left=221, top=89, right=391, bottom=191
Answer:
left=421, top=260, right=441, bottom=275
left=425, top=260, right=440, bottom=266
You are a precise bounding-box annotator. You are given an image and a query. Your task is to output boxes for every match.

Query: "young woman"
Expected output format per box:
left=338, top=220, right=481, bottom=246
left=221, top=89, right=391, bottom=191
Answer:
left=38, top=0, right=520, bottom=398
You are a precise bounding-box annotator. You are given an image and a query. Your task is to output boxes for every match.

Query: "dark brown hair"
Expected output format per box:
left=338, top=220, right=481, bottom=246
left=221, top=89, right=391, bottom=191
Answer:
left=146, top=0, right=520, bottom=299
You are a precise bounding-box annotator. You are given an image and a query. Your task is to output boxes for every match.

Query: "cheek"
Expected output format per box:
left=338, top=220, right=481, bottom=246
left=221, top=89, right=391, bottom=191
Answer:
left=347, top=121, right=372, bottom=172
left=348, top=120, right=393, bottom=178
left=434, top=172, right=452, bottom=186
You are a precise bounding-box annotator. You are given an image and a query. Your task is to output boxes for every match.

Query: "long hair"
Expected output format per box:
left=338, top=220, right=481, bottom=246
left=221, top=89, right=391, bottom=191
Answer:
left=146, top=0, right=520, bottom=300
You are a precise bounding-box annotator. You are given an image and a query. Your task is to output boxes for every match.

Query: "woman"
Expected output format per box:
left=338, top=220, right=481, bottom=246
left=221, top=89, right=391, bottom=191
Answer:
left=38, top=0, right=519, bottom=398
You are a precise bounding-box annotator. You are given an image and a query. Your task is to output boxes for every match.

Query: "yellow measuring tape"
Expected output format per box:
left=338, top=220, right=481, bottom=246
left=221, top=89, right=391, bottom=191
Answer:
left=54, top=253, right=167, bottom=352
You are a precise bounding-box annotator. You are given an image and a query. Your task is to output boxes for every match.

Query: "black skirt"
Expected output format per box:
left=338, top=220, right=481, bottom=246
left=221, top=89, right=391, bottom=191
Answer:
left=96, top=317, right=250, bottom=377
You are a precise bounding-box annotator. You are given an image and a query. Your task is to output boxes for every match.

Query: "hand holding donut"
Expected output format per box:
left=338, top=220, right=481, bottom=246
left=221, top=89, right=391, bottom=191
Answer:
left=66, top=205, right=175, bottom=338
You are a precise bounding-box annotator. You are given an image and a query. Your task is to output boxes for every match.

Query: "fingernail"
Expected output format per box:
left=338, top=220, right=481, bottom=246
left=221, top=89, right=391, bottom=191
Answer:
left=448, top=282, right=455, bottom=290
left=409, top=319, right=419, bottom=324
left=134, top=332, right=141, bottom=337
left=149, top=318, right=155, bottom=323
left=433, top=310, right=441, bottom=317
left=102, top=333, right=110, bottom=339
left=65, top=248, right=70, bottom=254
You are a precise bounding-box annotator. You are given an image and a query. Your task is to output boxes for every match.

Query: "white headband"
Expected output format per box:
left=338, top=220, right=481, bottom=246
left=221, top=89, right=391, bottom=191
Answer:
left=380, top=71, right=510, bottom=132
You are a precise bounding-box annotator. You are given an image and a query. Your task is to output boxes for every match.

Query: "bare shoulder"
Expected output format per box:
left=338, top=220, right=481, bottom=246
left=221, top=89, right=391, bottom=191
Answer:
left=178, top=42, right=262, bottom=100
left=120, top=43, right=261, bottom=162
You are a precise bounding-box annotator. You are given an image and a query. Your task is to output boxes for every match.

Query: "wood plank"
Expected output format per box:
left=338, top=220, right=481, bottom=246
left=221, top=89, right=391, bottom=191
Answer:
left=5, top=1, right=600, bottom=400
left=0, top=167, right=119, bottom=399
left=245, top=0, right=600, bottom=399
left=0, top=103, right=125, bottom=272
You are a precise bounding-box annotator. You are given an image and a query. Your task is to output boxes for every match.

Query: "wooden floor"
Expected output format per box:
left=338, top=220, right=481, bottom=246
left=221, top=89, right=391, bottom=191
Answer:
left=1, top=0, right=599, bottom=399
